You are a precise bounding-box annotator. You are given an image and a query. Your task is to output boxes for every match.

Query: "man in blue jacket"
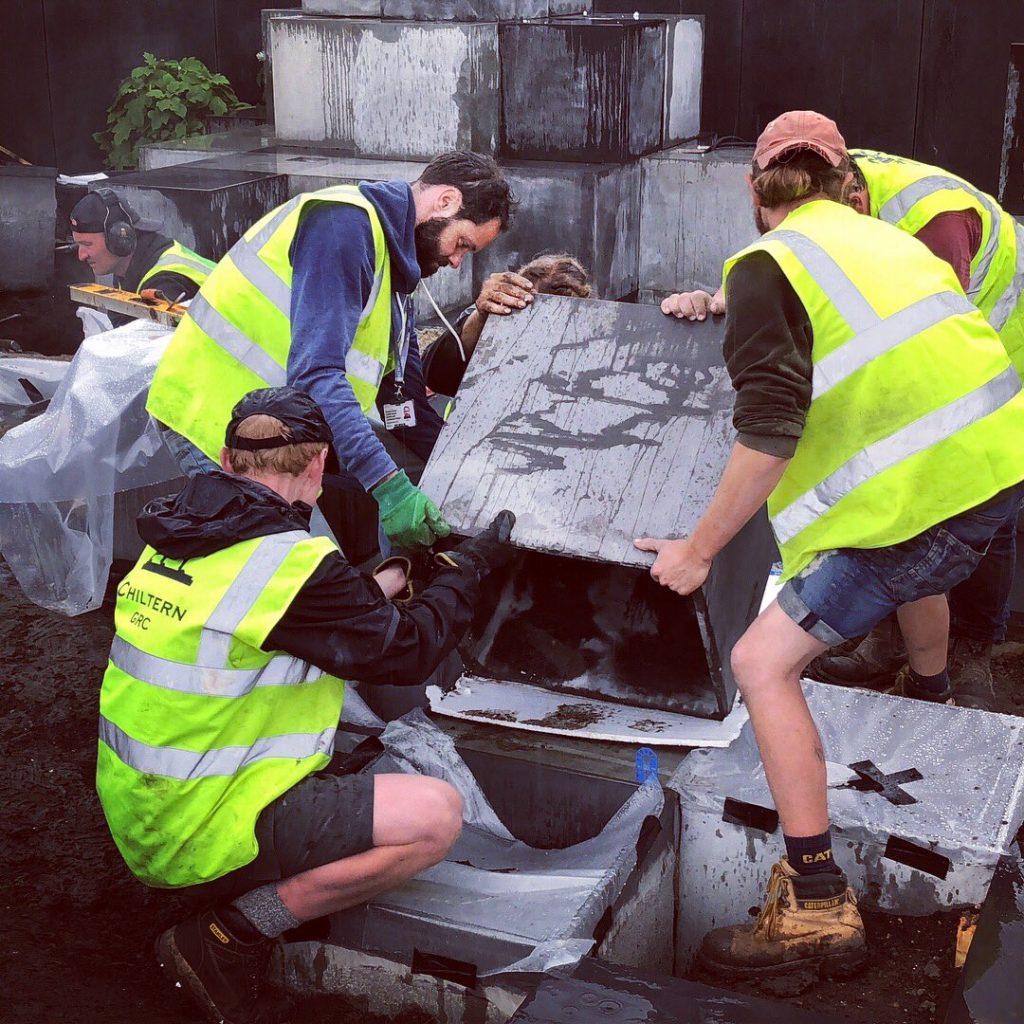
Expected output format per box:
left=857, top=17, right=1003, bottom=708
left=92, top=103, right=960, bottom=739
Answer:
left=148, top=152, right=516, bottom=552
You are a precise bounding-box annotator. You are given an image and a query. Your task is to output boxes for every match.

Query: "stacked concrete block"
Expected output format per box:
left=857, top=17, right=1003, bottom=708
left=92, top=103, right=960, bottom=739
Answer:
left=105, top=166, right=288, bottom=262
left=638, top=145, right=755, bottom=302
left=137, top=126, right=274, bottom=172
left=475, top=160, right=641, bottom=300
left=302, top=0, right=586, bottom=16
left=271, top=18, right=500, bottom=157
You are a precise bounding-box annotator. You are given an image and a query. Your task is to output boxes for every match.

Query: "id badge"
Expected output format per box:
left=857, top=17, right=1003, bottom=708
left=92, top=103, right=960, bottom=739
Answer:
left=383, top=399, right=417, bottom=430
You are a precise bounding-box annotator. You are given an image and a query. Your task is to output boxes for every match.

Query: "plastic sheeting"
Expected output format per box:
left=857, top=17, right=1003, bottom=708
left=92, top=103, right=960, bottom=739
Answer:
left=328, top=710, right=665, bottom=977
left=0, top=320, right=182, bottom=615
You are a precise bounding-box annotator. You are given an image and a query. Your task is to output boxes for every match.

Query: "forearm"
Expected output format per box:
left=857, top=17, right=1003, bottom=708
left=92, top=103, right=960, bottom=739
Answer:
left=459, top=310, right=486, bottom=355
left=691, top=441, right=789, bottom=560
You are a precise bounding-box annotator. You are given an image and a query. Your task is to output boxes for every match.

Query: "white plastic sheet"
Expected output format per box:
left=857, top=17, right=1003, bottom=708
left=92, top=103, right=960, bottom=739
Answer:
left=0, top=320, right=181, bottom=615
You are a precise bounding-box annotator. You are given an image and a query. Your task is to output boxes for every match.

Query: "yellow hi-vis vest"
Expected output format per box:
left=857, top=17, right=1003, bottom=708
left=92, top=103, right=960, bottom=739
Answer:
left=138, top=241, right=215, bottom=292
left=96, top=530, right=344, bottom=888
left=722, top=200, right=1024, bottom=581
left=146, top=185, right=394, bottom=461
left=852, top=149, right=1024, bottom=375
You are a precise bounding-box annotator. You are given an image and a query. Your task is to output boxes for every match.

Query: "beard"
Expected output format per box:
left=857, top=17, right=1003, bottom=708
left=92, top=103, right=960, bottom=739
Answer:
left=753, top=205, right=771, bottom=236
left=414, top=216, right=451, bottom=277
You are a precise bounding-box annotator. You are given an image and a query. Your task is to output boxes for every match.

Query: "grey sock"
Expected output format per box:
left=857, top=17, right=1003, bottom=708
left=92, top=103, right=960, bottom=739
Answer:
left=232, top=883, right=301, bottom=939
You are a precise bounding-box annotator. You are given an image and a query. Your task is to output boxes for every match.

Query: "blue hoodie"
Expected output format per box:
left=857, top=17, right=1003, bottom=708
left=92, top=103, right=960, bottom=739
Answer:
left=287, top=180, right=443, bottom=491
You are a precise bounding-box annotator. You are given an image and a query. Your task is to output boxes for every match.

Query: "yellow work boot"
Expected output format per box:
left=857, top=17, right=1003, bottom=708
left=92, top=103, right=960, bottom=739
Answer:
left=697, top=858, right=866, bottom=981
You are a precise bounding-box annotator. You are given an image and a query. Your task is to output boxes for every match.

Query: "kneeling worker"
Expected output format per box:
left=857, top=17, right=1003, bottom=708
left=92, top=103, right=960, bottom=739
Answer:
left=96, top=386, right=515, bottom=1024
left=70, top=188, right=214, bottom=324
left=636, top=123, right=1024, bottom=980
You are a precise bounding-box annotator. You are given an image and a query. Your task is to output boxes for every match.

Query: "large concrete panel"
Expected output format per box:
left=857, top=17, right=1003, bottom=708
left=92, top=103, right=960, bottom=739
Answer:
left=137, top=127, right=275, bottom=172
left=638, top=144, right=754, bottom=301
left=474, top=160, right=641, bottom=301
left=499, top=20, right=664, bottom=162
left=106, top=166, right=288, bottom=262
left=0, top=167, right=57, bottom=292
left=262, top=8, right=307, bottom=124
left=384, top=0, right=549, bottom=19
left=271, top=17, right=500, bottom=158
left=303, top=0, right=382, bottom=13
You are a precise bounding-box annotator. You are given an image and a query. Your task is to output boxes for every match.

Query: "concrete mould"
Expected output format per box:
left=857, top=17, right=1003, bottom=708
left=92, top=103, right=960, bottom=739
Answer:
left=106, top=166, right=288, bottom=262
left=276, top=716, right=678, bottom=1019
left=474, top=160, right=641, bottom=301
left=0, top=165, right=57, bottom=291
left=638, top=144, right=755, bottom=303
left=420, top=295, right=777, bottom=721
left=271, top=17, right=500, bottom=158
left=302, top=1, right=586, bottom=17
left=669, top=680, right=1024, bottom=972
left=508, top=957, right=844, bottom=1024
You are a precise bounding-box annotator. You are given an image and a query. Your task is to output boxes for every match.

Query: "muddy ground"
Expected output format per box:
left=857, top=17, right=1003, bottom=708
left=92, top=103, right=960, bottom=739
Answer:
left=1, top=558, right=1021, bottom=1024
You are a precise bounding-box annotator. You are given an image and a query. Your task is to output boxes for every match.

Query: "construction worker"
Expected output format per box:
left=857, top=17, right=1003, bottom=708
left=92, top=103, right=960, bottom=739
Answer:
left=635, top=116, right=1024, bottom=982
left=662, top=114, right=1024, bottom=709
left=146, top=151, right=516, bottom=551
left=70, top=188, right=213, bottom=325
left=422, top=253, right=592, bottom=398
left=96, top=385, right=515, bottom=1024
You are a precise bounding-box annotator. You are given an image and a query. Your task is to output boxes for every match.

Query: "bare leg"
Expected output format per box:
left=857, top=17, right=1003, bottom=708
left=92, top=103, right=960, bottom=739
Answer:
left=276, top=774, right=462, bottom=921
left=896, top=595, right=949, bottom=676
left=731, top=601, right=831, bottom=837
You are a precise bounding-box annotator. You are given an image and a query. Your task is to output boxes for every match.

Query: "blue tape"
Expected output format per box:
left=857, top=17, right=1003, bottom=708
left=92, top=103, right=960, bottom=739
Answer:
left=635, top=746, right=659, bottom=785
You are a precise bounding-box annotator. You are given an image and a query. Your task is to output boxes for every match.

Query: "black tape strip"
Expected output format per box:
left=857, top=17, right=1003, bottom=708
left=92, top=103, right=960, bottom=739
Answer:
left=722, top=797, right=780, bottom=834
left=411, top=949, right=478, bottom=989
left=635, top=815, right=662, bottom=866
left=884, top=835, right=951, bottom=879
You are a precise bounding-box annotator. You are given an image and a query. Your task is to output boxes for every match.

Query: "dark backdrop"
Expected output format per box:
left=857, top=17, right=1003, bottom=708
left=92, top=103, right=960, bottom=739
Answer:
left=596, top=0, right=1024, bottom=196
left=0, top=0, right=300, bottom=173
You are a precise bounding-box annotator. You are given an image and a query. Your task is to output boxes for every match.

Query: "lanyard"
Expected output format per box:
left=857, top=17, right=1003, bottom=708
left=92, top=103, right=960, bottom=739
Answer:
left=391, top=294, right=410, bottom=399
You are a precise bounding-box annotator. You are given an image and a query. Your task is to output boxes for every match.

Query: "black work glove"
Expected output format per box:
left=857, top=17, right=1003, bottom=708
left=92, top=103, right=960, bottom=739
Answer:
left=434, top=510, right=516, bottom=580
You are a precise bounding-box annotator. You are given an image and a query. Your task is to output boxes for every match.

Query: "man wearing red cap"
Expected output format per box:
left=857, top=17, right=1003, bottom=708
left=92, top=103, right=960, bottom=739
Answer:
left=637, top=114, right=1024, bottom=981
left=663, top=111, right=1024, bottom=711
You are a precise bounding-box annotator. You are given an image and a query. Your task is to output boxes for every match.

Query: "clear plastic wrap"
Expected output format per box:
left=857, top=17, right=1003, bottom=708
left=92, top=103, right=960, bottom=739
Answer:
left=0, top=320, right=182, bottom=615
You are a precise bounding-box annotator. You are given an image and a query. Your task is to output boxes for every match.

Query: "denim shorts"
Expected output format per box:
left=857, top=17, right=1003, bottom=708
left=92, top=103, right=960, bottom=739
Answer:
left=778, top=483, right=1024, bottom=645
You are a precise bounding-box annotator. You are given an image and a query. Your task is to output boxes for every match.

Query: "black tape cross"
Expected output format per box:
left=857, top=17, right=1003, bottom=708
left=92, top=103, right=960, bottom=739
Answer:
left=411, top=949, right=478, bottom=989
left=722, top=797, right=779, bottom=834
left=846, top=760, right=923, bottom=806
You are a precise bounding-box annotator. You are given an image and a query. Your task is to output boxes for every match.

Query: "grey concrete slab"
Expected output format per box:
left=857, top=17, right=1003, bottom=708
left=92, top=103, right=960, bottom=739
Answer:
left=262, top=9, right=308, bottom=125
left=302, top=0, right=382, bottom=14
left=0, top=166, right=56, bottom=291
left=137, top=126, right=275, bottom=172
left=106, top=166, right=289, bottom=262
left=383, top=0, right=549, bottom=19
left=474, top=159, right=641, bottom=301
left=499, top=19, right=664, bottom=162
left=638, top=144, right=755, bottom=300
left=271, top=17, right=500, bottom=159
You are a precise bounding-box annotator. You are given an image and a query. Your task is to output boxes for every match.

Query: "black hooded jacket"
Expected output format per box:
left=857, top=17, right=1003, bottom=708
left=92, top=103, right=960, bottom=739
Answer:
left=136, top=472, right=480, bottom=686
left=109, top=231, right=201, bottom=327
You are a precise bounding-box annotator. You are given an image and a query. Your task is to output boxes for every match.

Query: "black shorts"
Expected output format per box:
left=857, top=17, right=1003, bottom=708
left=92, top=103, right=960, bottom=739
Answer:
left=180, top=769, right=376, bottom=903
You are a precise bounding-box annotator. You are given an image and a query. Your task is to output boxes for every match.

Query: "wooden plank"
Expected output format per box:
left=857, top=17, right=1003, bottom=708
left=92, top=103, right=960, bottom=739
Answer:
left=69, top=284, right=186, bottom=328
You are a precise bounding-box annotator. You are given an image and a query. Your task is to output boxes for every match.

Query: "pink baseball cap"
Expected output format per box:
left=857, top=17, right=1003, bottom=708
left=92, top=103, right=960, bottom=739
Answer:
left=754, top=111, right=849, bottom=169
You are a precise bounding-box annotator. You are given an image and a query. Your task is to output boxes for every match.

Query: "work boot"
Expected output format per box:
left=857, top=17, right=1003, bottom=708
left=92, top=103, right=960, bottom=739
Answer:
left=155, top=907, right=291, bottom=1024
left=893, top=665, right=954, bottom=704
left=949, top=638, right=996, bottom=711
left=697, top=858, right=866, bottom=981
left=809, top=619, right=905, bottom=691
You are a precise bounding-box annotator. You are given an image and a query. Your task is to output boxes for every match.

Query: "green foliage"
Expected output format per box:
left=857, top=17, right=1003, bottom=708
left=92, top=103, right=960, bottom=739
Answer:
left=94, top=53, right=249, bottom=170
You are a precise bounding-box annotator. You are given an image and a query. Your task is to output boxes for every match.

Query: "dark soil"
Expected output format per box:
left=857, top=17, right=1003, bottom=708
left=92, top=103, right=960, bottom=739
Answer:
left=1, top=560, right=1021, bottom=1024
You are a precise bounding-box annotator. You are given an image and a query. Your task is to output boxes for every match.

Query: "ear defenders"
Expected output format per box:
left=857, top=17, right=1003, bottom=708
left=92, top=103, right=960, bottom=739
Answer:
left=94, top=187, right=139, bottom=258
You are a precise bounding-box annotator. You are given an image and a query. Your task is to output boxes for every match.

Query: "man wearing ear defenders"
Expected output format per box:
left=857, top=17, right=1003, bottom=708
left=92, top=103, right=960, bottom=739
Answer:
left=69, top=188, right=214, bottom=325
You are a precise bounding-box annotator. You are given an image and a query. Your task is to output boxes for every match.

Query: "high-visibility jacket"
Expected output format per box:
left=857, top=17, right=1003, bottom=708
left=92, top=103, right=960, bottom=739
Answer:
left=146, top=186, right=394, bottom=461
left=722, top=200, right=1024, bottom=580
left=138, top=241, right=215, bottom=292
left=852, top=149, right=1024, bottom=374
left=96, top=530, right=344, bottom=888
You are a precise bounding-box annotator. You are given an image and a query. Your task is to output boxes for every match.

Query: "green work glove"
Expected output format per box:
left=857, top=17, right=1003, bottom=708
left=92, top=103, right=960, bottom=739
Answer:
left=372, top=470, right=452, bottom=549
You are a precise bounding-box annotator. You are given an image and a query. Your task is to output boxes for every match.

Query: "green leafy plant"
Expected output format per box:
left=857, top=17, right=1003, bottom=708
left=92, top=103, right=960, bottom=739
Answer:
left=94, top=53, right=249, bottom=170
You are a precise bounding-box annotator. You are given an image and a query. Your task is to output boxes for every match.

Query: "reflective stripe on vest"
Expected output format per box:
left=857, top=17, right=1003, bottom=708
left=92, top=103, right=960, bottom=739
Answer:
left=99, top=716, right=334, bottom=781
left=147, top=185, right=394, bottom=460
left=138, top=242, right=215, bottom=290
left=722, top=200, right=1024, bottom=579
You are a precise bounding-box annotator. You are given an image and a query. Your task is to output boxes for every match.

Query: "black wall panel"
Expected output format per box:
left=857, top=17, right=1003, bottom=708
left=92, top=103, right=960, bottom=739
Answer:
left=1, top=1, right=55, bottom=166
left=737, top=0, right=924, bottom=156
left=915, top=0, right=1024, bottom=196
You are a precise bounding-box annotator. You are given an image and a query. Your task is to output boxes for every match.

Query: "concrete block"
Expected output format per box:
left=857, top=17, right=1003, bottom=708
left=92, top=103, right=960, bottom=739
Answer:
left=0, top=165, right=56, bottom=291
left=262, top=9, right=308, bottom=125
left=105, top=166, right=289, bottom=262
left=301, top=0, right=382, bottom=14
left=500, top=19, right=664, bottom=162
left=384, top=1, right=549, bottom=20
left=669, top=680, right=1024, bottom=972
left=474, top=160, right=641, bottom=301
left=638, top=144, right=754, bottom=301
left=271, top=17, right=500, bottom=159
